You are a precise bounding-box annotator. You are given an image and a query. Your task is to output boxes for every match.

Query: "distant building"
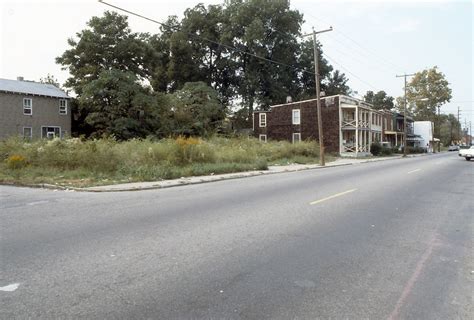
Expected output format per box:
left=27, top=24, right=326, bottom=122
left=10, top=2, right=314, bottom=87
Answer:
left=0, top=77, right=71, bottom=140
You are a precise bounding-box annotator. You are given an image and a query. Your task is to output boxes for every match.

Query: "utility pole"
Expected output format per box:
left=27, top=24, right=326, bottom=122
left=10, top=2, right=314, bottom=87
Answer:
left=303, top=26, right=332, bottom=166
left=457, top=107, right=461, bottom=143
left=465, top=119, right=468, bottom=145
left=437, top=105, right=441, bottom=152
left=470, top=121, right=472, bottom=146
left=396, top=73, right=415, bottom=157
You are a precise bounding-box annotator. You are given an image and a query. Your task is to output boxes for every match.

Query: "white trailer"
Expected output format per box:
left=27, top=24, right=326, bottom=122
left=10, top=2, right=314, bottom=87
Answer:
left=414, top=121, right=434, bottom=152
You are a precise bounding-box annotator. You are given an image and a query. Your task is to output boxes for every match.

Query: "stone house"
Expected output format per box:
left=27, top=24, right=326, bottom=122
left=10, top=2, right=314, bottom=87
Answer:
left=0, top=77, right=71, bottom=140
left=253, top=95, right=406, bottom=156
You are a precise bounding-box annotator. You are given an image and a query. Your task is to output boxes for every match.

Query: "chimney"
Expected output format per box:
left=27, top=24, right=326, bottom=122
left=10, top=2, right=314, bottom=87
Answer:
left=286, top=96, right=292, bottom=103
left=17, top=76, right=24, bottom=81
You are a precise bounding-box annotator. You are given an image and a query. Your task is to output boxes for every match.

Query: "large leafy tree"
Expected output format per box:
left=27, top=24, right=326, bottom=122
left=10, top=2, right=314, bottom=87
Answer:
left=57, top=3, right=353, bottom=137
left=56, top=11, right=151, bottom=95
left=364, top=90, right=394, bottom=110
left=78, top=69, right=157, bottom=139
left=439, top=113, right=462, bottom=145
left=226, top=0, right=303, bottom=111
left=404, top=66, right=452, bottom=121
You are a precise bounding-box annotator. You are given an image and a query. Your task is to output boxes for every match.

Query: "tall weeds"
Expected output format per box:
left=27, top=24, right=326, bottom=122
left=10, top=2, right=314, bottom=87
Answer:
left=0, top=136, right=320, bottom=186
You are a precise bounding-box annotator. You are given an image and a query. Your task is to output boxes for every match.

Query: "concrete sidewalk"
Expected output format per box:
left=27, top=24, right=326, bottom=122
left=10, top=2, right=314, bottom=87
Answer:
left=72, top=154, right=415, bottom=192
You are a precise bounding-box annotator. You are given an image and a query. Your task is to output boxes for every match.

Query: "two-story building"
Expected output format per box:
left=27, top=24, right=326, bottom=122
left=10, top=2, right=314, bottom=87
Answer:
left=253, top=95, right=391, bottom=156
left=0, top=77, right=71, bottom=140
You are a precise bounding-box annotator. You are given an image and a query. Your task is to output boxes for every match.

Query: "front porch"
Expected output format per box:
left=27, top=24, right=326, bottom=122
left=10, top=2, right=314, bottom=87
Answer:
left=339, top=102, right=372, bottom=157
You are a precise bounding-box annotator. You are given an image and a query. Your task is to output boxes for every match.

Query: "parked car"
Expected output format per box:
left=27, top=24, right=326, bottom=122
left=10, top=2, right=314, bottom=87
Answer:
left=448, top=145, right=460, bottom=151
left=458, top=146, right=474, bottom=161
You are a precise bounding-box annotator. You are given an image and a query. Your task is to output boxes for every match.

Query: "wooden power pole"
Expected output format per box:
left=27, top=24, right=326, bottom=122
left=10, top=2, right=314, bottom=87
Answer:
left=396, top=73, right=415, bottom=157
left=303, top=27, right=332, bottom=166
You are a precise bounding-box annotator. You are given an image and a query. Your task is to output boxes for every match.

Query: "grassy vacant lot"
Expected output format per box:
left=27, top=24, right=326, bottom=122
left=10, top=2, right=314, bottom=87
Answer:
left=0, top=136, right=328, bottom=187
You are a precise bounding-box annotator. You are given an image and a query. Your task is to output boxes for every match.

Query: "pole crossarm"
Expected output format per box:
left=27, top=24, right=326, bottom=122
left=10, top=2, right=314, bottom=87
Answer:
left=302, top=27, right=333, bottom=37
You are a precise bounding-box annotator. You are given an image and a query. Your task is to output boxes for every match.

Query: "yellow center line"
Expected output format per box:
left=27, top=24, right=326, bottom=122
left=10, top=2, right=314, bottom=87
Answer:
left=310, top=188, right=358, bottom=205
left=407, top=169, right=421, bottom=174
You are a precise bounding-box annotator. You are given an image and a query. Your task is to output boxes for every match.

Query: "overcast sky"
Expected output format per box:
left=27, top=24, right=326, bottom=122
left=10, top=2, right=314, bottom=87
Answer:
left=1, top=0, right=472, bottom=126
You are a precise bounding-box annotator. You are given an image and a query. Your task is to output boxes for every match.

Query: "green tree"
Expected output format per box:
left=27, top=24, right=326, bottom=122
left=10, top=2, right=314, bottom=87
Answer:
left=169, top=82, right=226, bottom=136
left=364, top=90, right=394, bottom=110
left=78, top=69, right=157, bottom=139
left=39, top=74, right=61, bottom=88
left=439, top=113, right=462, bottom=145
left=324, top=70, right=351, bottom=96
left=404, top=66, right=452, bottom=121
left=56, top=11, right=151, bottom=96
left=225, top=0, right=303, bottom=111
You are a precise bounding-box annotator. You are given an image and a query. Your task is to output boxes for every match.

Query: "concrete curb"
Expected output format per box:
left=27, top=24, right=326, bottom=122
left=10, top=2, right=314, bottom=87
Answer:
left=3, top=153, right=435, bottom=192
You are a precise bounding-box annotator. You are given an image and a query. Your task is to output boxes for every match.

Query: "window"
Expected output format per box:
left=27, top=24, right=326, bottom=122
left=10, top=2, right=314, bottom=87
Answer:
left=23, top=127, right=32, bottom=139
left=23, top=98, right=32, bottom=115
left=41, top=126, right=61, bottom=139
left=59, top=99, right=67, bottom=115
left=292, top=109, right=301, bottom=125
left=293, top=133, right=301, bottom=143
left=259, top=113, right=267, bottom=127
left=259, top=134, right=267, bottom=143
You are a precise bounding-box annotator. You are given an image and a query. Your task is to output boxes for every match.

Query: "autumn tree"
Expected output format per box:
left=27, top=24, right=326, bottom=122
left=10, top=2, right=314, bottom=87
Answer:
left=403, top=66, right=452, bottom=121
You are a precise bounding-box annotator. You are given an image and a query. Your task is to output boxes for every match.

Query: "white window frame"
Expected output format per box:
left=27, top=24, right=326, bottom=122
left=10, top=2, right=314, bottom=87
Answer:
left=23, top=127, right=32, bottom=139
left=59, top=99, right=67, bottom=115
left=292, top=133, right=301, bottom=143
left=259, top=113, right=267, bottom=127
left=292, top=109, right=301, bottom=125
left=259, top=134, right=267, bottom=143
left=41, top=126, right=61, bottom=139
left=23, top=98, right=32, bottom=115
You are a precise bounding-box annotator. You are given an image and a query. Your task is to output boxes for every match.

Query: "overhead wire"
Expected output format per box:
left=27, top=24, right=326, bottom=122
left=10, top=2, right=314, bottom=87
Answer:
left=322, top=52, right=380, bottom=92
left=273, top=24, right=385, bottom=93
left=302, top=10, right=404, bottom=73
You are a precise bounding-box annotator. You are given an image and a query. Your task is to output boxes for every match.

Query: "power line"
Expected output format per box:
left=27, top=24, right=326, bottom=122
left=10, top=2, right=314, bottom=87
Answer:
left=301, top=10, right=404, bottom=73
left=322, top=52, right=380, bottom=91
left=98, top=0, right=315, bottom=77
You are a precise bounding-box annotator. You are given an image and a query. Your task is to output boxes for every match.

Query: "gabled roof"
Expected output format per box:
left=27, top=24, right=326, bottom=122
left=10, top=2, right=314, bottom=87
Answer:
left=0, top=78, right=70, bottom=99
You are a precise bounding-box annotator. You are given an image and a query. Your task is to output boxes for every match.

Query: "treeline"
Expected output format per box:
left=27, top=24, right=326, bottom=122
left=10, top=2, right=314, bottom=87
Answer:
left=56, top=0, right=351, bottom=139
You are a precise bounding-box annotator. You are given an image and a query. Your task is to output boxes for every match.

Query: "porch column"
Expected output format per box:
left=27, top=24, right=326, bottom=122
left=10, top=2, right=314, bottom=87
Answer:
left=355, top=106, right=359, bottom=156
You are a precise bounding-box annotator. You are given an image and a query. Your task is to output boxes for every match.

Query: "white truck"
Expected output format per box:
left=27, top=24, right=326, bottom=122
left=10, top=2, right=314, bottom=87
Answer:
left=458, top=146, right=474, bottom=161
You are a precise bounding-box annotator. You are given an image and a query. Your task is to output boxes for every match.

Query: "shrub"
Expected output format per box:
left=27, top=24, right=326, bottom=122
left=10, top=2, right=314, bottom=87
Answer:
left=405, top=146, right=426, bottom=154
left=6, top=155, right=27, bottom=169
left=380, top=147, right=393, bottom=156
left=370, top=142, right=382, bottom=156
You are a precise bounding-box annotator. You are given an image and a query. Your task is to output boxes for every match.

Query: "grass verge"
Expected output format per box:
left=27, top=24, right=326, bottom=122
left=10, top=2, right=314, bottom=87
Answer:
left=0, top=136, right=325, bottom=187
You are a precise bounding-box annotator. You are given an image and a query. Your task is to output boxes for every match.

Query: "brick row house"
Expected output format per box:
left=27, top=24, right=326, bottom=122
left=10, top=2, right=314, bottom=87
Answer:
left=253, top=95, right=415, bottom=156
left=0, top=77, right=71, bottom=140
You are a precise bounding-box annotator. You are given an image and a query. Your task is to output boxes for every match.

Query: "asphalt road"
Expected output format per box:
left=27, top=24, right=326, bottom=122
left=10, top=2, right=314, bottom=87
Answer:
left=1, top=152, right=472, bottom=319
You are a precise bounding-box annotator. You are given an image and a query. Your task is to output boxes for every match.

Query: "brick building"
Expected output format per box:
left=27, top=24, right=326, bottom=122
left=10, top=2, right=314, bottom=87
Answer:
left=253, top=95, right=406, bottom=156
